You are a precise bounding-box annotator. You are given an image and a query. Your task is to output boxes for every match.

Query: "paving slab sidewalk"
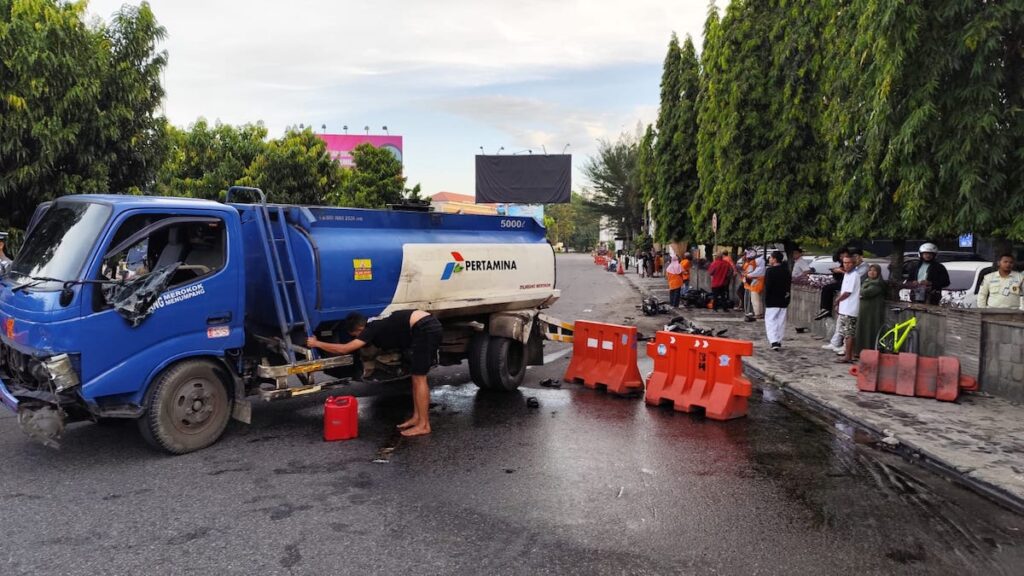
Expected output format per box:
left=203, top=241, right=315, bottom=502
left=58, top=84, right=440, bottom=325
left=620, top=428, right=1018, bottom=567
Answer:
left=620, top=271, right=1024, bottom=512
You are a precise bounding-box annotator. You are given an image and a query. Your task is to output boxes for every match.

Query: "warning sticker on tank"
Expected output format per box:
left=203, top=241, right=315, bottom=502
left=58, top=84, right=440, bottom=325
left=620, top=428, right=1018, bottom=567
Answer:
left=353, top=259, right=373, bottom=281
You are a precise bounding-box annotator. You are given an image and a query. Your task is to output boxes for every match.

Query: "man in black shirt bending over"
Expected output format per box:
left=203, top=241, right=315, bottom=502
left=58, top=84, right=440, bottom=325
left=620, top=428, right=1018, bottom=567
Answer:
left=307, top=310, right=442, bottom=437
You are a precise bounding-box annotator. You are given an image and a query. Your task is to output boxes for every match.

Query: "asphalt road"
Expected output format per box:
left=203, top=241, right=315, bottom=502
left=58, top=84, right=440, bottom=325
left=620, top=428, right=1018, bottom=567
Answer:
left=1, top=254, right=1022, bottom=575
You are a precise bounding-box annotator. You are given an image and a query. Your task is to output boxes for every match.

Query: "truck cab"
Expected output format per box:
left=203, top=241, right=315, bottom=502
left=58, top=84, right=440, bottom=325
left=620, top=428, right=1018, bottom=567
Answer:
left=0, top=195, right=245, bottom=452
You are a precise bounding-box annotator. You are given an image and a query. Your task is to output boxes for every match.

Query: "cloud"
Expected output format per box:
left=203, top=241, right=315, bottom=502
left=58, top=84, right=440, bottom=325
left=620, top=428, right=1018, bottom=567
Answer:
left=87, top=0, right=710, bottom=129
left=85, top=0, right=711, bottom=193
left=435, top=95, right=654, bottom=153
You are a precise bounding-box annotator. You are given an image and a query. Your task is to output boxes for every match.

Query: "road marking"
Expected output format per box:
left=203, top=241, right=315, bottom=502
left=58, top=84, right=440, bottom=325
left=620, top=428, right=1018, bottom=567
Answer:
left=542, top=348, right=572, bottom=364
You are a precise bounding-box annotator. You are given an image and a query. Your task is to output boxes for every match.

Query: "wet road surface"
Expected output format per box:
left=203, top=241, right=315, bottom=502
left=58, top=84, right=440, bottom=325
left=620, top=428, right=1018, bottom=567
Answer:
left=1, top=254, right=1022, bottom=575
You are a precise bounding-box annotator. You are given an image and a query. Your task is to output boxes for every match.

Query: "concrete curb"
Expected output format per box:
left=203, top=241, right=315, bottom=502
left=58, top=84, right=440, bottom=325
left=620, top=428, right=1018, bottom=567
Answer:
left=621, top=268, right=1024, bottom=515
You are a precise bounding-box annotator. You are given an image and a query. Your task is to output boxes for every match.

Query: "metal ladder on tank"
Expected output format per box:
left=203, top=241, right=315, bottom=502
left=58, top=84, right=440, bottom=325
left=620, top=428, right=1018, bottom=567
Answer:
left=226, top=186, right=317, bottom=365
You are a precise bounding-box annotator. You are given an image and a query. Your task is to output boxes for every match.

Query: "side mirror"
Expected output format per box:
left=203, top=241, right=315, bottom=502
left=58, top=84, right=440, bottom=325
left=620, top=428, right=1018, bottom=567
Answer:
left=59, top=286, right=74, bottom=307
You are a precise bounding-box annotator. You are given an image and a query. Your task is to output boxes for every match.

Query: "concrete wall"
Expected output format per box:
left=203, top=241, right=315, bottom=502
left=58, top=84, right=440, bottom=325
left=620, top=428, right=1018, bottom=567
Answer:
left=982, top=320, right=1024, bottom=402
left=694, top=267, right=1024, bottom=402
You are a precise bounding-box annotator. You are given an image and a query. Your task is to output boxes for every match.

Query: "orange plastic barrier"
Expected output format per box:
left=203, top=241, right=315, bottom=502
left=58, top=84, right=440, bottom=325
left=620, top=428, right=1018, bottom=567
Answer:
left=563, top=320, right=644, bottom=396
left=645, top=331, right=753, bottom=420
left=594, top=255, right=609, bottom=266
left=855, top=350, right=976, bottom=402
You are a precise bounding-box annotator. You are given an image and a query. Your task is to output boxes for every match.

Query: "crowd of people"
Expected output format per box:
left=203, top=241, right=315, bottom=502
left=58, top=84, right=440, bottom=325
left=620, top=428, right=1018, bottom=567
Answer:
left=813, top=243, right=1024, bottom=363
left=621, top=242, right=1024, bottom=357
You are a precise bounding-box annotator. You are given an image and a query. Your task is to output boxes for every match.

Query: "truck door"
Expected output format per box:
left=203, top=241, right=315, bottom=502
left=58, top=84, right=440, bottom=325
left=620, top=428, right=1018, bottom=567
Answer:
left=76, top=210, right=243, bottom=407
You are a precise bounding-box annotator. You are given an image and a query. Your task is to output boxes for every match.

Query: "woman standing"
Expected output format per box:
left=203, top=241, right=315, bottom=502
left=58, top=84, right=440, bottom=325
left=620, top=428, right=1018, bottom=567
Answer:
left=855, top=264, right=887, bottom=356
left=666, top=257, right=684, bottom=308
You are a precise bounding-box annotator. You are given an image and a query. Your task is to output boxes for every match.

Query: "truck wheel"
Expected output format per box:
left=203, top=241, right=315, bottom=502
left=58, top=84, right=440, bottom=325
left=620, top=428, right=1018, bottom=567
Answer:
left=468, top=332, right=493, bottom=390
left=138, top=360, right=232, bottom=454
left=486, top=337, right=526, bottom=392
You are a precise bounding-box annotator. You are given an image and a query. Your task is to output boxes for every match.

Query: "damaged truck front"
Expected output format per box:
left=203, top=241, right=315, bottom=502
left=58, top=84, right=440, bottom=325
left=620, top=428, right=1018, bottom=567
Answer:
left=0, top=192, right=561, bottom=454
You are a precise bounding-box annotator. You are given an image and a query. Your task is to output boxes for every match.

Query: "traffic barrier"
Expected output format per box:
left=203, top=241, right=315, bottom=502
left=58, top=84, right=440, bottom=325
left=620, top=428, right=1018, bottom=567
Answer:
left=854, top=350, right=977, bottom=402
left=616, top=258, right=625, bottom=275
left=645, top=331, right=753, bottom=420
left=563, top=320, right=644, bottom=396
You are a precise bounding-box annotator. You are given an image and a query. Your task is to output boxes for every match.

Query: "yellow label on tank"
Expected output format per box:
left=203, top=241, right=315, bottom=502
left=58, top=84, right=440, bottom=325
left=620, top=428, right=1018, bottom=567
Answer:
left=353, top=259, right=373, bottom=281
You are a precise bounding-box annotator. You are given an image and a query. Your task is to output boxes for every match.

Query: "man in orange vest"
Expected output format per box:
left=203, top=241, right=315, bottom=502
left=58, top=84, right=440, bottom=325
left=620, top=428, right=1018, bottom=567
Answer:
left=742, top=249, right=766, bottom=320
left=680, top=252, right=692, bottom=293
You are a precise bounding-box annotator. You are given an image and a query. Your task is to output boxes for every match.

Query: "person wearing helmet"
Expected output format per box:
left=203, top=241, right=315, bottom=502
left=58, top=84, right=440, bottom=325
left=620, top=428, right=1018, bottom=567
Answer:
left=905, top=243, right=950, bottom=305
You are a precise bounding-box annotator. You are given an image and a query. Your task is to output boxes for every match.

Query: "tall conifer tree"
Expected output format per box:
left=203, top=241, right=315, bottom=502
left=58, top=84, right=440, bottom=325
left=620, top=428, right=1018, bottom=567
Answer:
left=652, top=34, right=701, bottom=244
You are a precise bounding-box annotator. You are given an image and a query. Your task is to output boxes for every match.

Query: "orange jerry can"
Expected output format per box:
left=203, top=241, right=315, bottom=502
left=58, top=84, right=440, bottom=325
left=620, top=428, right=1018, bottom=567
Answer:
left=324, top=396, right=359, bottom=441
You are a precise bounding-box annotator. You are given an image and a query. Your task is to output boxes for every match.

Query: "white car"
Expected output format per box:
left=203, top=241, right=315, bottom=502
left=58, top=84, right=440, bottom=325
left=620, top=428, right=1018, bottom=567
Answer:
left=808, top=255, right=891, bottom=280
left=899, top=261, right=994, bottom=308
left=807, top=255, right=837, bottom=275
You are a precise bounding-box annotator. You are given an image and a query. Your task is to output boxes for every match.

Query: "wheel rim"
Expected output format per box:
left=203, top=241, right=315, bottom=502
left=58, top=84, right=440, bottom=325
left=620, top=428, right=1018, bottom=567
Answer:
left=167, top=377, right=223, bottom=436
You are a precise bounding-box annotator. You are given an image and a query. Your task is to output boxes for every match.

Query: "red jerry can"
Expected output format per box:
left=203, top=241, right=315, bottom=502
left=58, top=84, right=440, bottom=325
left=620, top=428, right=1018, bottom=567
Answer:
left=324, top=396, right=359, bottom=441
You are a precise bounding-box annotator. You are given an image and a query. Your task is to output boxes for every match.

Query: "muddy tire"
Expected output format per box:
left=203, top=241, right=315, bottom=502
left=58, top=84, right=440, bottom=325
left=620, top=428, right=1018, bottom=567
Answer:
left=138, top=360, right=232, bottom=454
left=468, top=332, right=493, bottom=390
left=485, top=336, right=526, bottom=392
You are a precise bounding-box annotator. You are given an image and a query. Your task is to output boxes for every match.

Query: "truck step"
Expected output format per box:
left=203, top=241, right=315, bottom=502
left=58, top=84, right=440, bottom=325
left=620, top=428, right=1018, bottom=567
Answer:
left=259, top=383, right=323, bottom=401
left=256, top=353, right=354, bottom=380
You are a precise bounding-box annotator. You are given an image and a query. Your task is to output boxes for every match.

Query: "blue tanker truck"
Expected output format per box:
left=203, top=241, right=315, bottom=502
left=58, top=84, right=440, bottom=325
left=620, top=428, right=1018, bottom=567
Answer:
left=0, top=188, right=563, bottom=453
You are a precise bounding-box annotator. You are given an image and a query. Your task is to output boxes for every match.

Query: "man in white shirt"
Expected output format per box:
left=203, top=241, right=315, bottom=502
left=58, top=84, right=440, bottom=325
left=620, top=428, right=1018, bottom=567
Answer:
left=978, top=254, right=1024, bottom=310
left=833, top=256, right=861, bottom=363
left=791, top=246, right=811, bottom=279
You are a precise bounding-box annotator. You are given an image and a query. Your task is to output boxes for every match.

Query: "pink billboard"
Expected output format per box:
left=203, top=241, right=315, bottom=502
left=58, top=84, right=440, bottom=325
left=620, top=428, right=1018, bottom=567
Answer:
left=317, top=134, right=403, bottom=167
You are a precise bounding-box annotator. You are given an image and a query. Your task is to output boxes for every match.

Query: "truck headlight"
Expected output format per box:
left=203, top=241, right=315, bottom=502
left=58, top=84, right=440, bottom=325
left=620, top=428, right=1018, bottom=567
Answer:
left=41, top=354, right=80, bottom=392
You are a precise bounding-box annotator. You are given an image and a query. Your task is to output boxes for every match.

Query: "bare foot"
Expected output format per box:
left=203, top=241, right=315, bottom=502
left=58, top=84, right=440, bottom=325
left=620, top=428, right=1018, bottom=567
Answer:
left=397, top=417, right=417, bottom=430
left=400, top=424, right=431, bottom=437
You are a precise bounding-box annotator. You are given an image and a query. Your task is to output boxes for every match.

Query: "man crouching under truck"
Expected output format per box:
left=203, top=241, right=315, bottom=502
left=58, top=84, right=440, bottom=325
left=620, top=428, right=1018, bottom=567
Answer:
left=307, top=310, right=442, bottom=437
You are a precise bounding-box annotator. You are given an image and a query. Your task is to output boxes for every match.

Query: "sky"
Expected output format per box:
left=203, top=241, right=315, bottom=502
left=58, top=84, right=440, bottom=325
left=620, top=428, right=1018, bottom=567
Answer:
left=87, top=0, right=715, bottom=197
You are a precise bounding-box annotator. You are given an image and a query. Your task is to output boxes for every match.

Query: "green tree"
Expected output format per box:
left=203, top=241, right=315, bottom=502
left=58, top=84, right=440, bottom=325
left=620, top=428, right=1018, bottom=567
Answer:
left=582, top=130, right=643, bottom=241
left=333, top=142, right=407, bottom=208
left=758, top=0, right=829, bottom=246
left=1, top=0, right=104, bottom=227
left=544, top=202, right=575, bottom=246
left=240, top=128, right=343, bottom=205
left=99, top=2, right=169, bottom=194
left=652, top=34, right=700, bottom=244
left=0, top=0, right=168, bottom=228
left=950, top=1, right=1024, bottom=243
left=404, top=182, right=423, bottom=201
left=853, top=0, right=1024, bottom=245
left=156, top=119, right=268, bottom=199
left=559, top=192, right=600, bottom=251
left=692, top=1, right=725, bottom=243
left=636, top=123, right=657, bottom=208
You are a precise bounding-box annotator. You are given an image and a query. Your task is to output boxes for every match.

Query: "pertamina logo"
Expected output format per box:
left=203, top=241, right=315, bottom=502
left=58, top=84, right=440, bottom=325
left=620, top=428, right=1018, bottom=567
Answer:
left=441, top=252, right=465, bottom=280
left=440, top=251, right=518, bottom=280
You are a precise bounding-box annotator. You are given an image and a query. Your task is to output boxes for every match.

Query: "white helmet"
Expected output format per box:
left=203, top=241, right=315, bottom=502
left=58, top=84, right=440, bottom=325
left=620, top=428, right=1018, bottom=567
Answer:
left=919, top=242, right=938, bottom=254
